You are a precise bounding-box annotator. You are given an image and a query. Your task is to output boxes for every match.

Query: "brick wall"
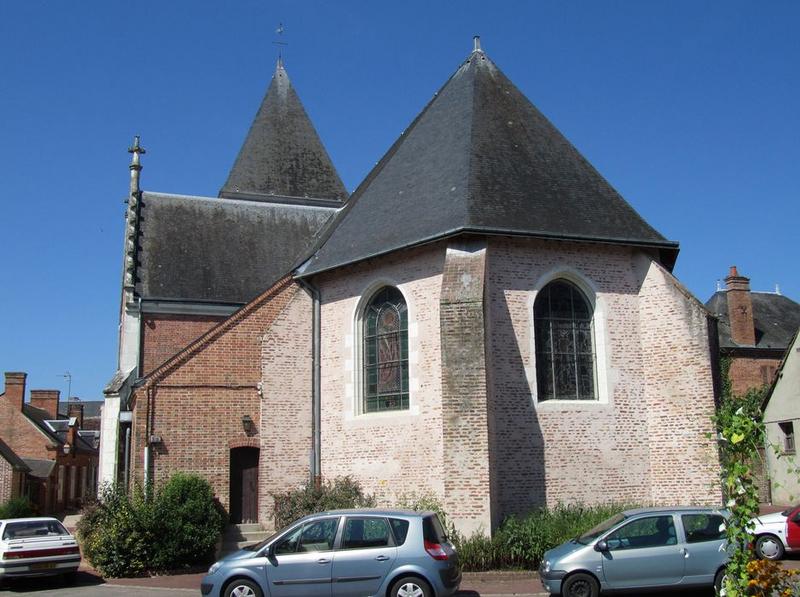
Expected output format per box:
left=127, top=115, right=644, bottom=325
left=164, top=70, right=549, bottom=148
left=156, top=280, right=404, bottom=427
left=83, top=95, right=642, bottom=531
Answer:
left=0, top=399, right=55, bottom=460
left=141, top=314, right=225, bottom=375
left=316, top=244, right=447, bottom=510
left=439, top=240, right=493, bottom=534
left=259, top=290, right=313, bottom=528
left=0, top=458, right=12, bottom=503
left=636, top=256, right=721, bottom=505
left=130, top=279, right=299, bottom=517
left=486, top=237, right=652, bottom=515
left=729, top=356, right=781, bottom=396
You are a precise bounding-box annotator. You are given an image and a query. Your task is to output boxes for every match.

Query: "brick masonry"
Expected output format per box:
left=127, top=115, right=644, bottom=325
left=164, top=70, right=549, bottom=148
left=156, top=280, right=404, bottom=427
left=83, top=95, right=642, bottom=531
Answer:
left=129, top=278, right=299, bottom=522
left=141, top=314, right=225, bottom=375
left=0, top=458, right=12, bottom=503
left=729, top=356, right=781, bottom=396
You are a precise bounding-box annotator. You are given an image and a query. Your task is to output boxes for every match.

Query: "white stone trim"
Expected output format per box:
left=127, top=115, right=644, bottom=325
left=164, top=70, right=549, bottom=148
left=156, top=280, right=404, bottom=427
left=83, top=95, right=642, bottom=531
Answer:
left=527, top=267, right=612, bottom=408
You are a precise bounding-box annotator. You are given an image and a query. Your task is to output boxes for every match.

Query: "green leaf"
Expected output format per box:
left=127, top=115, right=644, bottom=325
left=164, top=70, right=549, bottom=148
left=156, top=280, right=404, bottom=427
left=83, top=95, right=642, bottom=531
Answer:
left=731, top=432, right=745, bottom=444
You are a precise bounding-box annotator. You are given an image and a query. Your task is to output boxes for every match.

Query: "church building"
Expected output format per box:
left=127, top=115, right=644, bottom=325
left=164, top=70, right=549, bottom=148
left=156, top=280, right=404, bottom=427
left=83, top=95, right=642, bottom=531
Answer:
left=101, top=39, right=722, bottom=533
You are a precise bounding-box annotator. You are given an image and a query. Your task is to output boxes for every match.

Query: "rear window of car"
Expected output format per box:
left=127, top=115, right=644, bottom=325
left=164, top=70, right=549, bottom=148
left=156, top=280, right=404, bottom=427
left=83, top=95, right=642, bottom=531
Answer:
left=3, top=520, right=69, bottom=541
left=389, top=518, right=410, bottom=545
left=423, top=514, right=448, bottom=543
left=682, top=514, right=726, bottom=543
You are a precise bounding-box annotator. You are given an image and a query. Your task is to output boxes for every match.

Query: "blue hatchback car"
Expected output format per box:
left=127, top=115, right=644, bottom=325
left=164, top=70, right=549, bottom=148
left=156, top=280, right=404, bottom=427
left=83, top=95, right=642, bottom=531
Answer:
left=539, top=507, right=730, bottom=596
left=201, top=509, right=461, bottom=597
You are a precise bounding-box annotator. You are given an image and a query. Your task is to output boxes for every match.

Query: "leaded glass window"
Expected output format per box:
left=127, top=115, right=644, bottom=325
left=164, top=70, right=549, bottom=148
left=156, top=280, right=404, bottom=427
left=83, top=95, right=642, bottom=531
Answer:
left=363, top=287, right=409, bottom=413
left=534, top=280, right=596, bottom=401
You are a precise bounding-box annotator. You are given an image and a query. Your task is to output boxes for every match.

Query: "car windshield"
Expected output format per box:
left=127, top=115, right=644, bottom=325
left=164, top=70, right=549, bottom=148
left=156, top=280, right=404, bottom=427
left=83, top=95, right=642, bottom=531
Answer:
left=576, top=513, right=626, bottom=545
left=2, top=520, right=69, bottom=541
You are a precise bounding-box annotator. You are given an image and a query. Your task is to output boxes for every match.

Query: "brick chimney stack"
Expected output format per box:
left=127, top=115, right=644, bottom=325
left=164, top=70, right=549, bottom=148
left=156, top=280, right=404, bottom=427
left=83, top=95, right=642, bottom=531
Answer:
left=725, top=265, right=756, bottom=346
left=3, top=372, right=27, bottom=411
left=67, top=401, right=84, bottom=427
left=30, top=389, right=60, bottom=419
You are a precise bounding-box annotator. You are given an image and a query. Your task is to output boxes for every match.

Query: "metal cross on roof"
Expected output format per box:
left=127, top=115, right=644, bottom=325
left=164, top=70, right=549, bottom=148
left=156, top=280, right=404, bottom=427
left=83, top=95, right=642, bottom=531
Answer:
left=273, top=22, right=288, bottom=63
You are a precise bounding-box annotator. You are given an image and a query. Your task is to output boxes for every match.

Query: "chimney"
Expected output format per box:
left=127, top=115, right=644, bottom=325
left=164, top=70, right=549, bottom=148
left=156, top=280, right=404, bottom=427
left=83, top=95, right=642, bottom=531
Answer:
left=3, top=372, right=27, bottom=411
left=30, top=389, right=60, bottom=419
left=725, top=265, right=756, bottom=346
left=67, top=401, right=84, bottom=427
left=66, top=417, right=79, bottom=455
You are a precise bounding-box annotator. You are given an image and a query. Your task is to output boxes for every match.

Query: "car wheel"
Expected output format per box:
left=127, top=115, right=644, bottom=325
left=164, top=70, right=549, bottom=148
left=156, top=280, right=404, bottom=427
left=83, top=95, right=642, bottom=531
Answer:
left=755, top=534, right=785, bottom=560
left=714, top=568, right=729, bottom=596
left=223, top=578, right=263, bottom=597
left=562, top=572, right=600, bottom=597
left=390, top=575, right=432, bottom=597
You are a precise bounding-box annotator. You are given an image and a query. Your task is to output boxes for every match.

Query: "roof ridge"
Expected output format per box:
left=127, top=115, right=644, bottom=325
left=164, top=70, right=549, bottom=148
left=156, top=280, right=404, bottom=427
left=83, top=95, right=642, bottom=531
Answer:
left=143, top=275, right=296, bottom=387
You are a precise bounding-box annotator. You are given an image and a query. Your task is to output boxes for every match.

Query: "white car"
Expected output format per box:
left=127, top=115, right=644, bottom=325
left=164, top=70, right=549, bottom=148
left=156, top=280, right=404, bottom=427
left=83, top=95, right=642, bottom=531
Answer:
left=0, top=517, right=81, bottom=581
left=751, top=505, right=800, bottom=560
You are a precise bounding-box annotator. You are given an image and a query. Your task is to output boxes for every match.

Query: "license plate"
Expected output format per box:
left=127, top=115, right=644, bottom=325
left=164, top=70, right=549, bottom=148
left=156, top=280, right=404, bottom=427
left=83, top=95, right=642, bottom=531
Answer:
left=29, top=562, right=56, bottom=570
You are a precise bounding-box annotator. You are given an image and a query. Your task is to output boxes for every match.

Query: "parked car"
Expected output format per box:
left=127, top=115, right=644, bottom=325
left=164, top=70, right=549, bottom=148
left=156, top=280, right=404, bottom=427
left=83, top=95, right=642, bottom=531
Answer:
left=201, top=509, right=461, bottom=597
left=539, top=507, right=729, bottom=596
left=0, top=517, right=81, bottom=582
left=751, top=504, right=800, bottom=560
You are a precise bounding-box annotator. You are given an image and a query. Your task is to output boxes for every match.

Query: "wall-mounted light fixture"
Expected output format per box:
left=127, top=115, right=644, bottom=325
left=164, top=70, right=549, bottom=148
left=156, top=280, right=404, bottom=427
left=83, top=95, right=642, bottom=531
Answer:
left=62, top=442, right=72, bottom=456
left=242, top=415, right=254, bottom=434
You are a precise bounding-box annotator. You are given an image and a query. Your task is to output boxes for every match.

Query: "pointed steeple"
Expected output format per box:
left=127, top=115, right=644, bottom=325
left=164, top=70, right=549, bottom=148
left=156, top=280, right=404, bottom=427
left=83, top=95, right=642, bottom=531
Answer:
left=301, top=41, right=678, bottom=276
left=219, top=59, right=347, bottom=202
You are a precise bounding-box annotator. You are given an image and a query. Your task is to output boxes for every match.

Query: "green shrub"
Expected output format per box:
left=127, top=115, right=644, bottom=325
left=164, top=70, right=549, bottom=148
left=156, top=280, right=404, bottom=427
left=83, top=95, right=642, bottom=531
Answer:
left=77, top=474, right=224, bottom=577
left=273, top=476, right=376, bottom=528
left=395, top=493, right=639, bottom=572
left=0, top=496, right=34, bottom=519
left=151, top=473, right=225, bottom=570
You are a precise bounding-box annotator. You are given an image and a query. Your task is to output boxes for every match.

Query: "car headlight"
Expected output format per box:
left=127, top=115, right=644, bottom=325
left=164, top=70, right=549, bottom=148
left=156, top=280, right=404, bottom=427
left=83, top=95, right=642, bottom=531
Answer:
left=543, top=560, right=551, bottom=573
left=207, top=561, right=222, bottom=575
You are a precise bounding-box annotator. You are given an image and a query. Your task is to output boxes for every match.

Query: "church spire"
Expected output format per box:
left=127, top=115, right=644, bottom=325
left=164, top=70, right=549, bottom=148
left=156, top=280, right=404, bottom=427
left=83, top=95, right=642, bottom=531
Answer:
left=219, top=59, right=347, bottom=202
left=123, top=135, right=145, bottom=297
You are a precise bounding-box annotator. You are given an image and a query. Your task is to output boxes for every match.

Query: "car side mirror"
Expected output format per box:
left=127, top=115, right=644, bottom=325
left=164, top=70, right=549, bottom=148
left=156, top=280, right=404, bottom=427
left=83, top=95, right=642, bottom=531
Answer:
left=595, top=540, right=609, bottom=552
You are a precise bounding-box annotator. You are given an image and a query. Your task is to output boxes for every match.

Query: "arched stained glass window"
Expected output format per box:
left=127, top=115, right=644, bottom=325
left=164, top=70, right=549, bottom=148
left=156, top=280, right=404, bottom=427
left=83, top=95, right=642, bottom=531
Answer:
left=363, top=287, right=409, bottom=413
left=534, top=280, right=596, bottom=401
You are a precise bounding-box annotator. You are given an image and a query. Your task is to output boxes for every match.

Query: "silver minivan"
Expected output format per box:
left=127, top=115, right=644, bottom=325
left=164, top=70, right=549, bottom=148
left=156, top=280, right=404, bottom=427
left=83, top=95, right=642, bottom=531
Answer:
left=201, top=509, right=461, bottom=597
left=539, top=507, right=729, bottom=596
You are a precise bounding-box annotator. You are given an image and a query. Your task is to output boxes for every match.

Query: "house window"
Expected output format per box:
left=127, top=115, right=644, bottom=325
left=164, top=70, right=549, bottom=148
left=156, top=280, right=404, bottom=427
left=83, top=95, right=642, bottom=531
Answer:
left=779, top=422, right=795, bottom=454
left=534, top=280, right=596, bottom=401
left=362, top=286, right=409, bottom=413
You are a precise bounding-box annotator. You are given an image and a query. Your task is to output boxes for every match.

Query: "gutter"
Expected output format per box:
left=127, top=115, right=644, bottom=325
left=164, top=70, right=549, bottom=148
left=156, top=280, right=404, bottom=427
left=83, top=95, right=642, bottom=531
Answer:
left=297, top=278, right=322, bottom=486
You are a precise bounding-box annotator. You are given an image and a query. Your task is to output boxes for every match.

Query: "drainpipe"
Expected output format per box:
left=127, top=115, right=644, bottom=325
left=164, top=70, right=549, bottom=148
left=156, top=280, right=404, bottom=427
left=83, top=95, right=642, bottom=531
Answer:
left=298, top=279, right=321, bottom=487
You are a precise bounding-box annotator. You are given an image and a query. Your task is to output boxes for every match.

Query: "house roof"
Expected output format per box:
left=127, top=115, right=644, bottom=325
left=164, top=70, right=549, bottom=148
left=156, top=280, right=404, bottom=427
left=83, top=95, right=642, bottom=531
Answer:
left=135, top=192, right=336, bottom=304
left=22, top=404, right=97, bottom=454
left=59, top=400, right=103, bottom=419
left=219, top=59, right=347, bottom=202
left=22, top=458, right=55, bottom=480
left=299, top=45, right=678, bottom=277
left=0, top=438, right=30, bottom=472
left=705, top=291, right=800, bottom=350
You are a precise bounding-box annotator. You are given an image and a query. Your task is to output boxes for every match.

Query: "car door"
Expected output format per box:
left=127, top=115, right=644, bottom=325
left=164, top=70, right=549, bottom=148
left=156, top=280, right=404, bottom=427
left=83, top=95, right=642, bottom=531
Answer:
left=331, top=516, right=397, bottom=597
left=265, top=517, right=339, bottom=597
left=679, top=513, right=728, bottom=585
left=785, top=507, right=800, bottom=550
left=601, top=515, right=685, bottom=589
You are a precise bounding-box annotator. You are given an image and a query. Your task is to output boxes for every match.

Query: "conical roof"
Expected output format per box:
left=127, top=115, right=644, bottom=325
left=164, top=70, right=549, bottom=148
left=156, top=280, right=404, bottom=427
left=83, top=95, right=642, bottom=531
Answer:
left=300, top=45, right=678, bottom=276
left=220, top=60, right=347, bottom=202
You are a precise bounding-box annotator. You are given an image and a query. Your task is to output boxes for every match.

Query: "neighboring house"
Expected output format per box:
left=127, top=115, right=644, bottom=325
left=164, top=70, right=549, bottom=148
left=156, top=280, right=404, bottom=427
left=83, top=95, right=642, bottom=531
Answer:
left=0, top=373, right=99, bottom=514
left=706, top=266, right=800, bottom=395
left=0, top=438, right=30, bottom=504
left=102, top=40, right=723, bottom=533
left=763, top=329, right=800, bottom=504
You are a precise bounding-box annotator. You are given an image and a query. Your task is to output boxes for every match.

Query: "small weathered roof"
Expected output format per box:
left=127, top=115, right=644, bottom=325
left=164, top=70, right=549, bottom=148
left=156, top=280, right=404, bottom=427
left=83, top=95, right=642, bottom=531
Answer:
left=136, top=192, right=337, bottom=304
left=0, top=439, right=30, bottom=472
left=59, top=400, right=103, bottom=419
left=706, top=291, right=800, bottom=350
left=20, top=459, right=55, bottom=479
left=219, top=60, right=347, bottom=202
left=22, top=404, right=97, bottom=454
left=300, top=45, right=677, bottom=277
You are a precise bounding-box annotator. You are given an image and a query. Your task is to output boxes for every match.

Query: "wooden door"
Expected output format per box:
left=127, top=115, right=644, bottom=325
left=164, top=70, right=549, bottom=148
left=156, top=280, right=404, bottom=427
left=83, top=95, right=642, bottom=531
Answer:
left=230, top=447, right=259, bottom=524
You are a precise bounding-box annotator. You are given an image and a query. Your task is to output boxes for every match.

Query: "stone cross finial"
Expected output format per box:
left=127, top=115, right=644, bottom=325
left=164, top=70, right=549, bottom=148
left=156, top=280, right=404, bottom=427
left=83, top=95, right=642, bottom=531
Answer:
left=473, top=36, right=482, bottom=53
left=128, top=135, right=146, bottom=170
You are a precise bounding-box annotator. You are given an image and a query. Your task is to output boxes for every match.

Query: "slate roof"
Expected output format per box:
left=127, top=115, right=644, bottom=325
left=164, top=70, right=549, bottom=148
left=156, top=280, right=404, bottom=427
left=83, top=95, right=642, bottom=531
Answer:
left=22, top=458, right=55, bottom=480
left=299, top=46, right=678, bottom=277
left=705, top=291, right=800, bottom=350
left=0, top=438, right=30, bottom=472
left=59, top=400, right=103, bottom=419
left=219, top=60, right=347, bottom=202
left=135, top=192, right=336, bottom=304
left=22, top=404, right=97, bottom=454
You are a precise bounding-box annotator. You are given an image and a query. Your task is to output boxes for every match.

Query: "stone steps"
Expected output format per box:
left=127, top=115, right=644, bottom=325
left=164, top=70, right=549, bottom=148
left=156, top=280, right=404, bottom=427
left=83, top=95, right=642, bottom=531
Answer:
left=219, top=523, right=273, bottom=556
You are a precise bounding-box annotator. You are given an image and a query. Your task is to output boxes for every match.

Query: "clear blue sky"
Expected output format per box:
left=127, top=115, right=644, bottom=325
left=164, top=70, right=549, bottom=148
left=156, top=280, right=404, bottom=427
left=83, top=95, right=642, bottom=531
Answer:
left=1, top=1, right=798, bottom=402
